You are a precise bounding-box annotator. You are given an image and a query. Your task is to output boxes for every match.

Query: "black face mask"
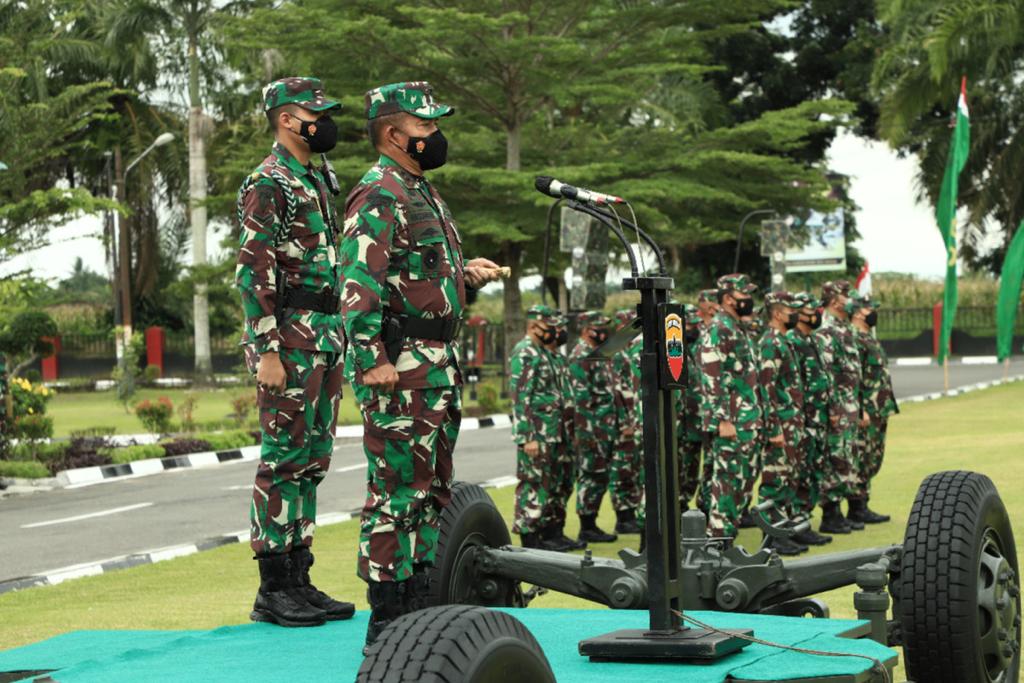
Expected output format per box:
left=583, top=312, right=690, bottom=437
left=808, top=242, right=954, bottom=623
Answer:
left=865, top=311, right=878, bottom=327
left=294, top=115, right=338, bottom=153
left=590, top=328, right=609, bottom=344
left=537, top=326, right=556, bottom=345
left=784, top=312, right=799, bottom=330
left=802, top=312, right=822, bottom=329
left=405, top=128, right=448, bottom=170
left=685, top=329, right=700, bottom=344
left=733, top=296, right=754, bottom=317
left=556, top=329, right=568, bottom=346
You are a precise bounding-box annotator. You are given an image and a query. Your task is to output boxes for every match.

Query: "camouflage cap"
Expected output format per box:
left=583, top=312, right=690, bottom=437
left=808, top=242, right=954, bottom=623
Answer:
left=577, top=310, right=612, bottom=328
left=263, top=77, right=340, bottom=113
left=764, top=290, right=800, bottom=309
left=698, top=288, right=719, bottom=304
left=716, top=273, right=758, bottom=296
left=526, top=304, right=561, bottom=326
left=683, top=303, right=702, bottom=326
left=821, top=279, right=854, bottom=302
left=614, top=308, right=636, bottom=326
left=364, top=81, right=454, bottom=120
left=792, top=291, right=822, bottom=309
left=844, top=290, right=873, bottom=315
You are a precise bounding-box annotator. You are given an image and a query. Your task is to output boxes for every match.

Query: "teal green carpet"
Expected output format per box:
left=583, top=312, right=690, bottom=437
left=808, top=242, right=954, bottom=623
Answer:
left=0, top=609, right=896, bottom=682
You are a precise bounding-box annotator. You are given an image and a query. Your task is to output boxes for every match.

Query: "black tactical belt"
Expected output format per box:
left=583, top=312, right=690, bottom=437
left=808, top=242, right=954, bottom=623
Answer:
left=398, top=314, right=463, bottom=342
left=282, top=287, right=341, bottom=314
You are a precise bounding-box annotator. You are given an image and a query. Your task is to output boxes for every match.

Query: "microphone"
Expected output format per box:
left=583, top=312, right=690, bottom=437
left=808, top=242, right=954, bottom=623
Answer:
left=535, top=176, right=625, bottom=205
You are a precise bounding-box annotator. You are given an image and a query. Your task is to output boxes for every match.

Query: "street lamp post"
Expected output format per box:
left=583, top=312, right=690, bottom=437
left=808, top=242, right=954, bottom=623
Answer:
left=112, top=132, right=175, bottom=358
left=733, top=209, right=776, bottom=273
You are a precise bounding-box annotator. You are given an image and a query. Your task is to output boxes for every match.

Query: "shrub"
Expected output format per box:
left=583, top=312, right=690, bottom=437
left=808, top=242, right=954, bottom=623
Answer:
left=112, top=331, right=144, bottom=409
left=49, top=436, right=115, bottom=474
left=135, top=397, right=174, bottom=435
left=12, top=414, right=54, bottom=441
left=160, top=438, right=213, bottom=457
left=198, top=430, right=256, bottom=451
left=177, top=393, right=199, bottom=433
left=142, top=365, right=161, bottom=385
left=22, top=369, right=42, bottom=383
left=69, top=426, right=117, bottom=438
left=230, top=394, right=256, bottom=427
left=103, top=444, right=166, bottom=464
left=0, top=460, right=50, bottom=479
left=9, top=376, right=54, bottom=418
left=476, top=384, right=501, bottom=415
left=10, top=441, right=65, bottom=463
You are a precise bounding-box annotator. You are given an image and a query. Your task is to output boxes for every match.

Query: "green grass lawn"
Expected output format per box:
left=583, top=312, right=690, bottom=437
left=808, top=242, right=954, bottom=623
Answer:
left=5, top=382, right=1024, bottom=680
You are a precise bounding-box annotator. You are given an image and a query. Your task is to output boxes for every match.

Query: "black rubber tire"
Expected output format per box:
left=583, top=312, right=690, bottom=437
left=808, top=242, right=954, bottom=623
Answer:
left=357, top=604, right=555, bottom=683
left=420, top=482, right=520, bottom=607
left=898, top=470, right=1021, bottom=683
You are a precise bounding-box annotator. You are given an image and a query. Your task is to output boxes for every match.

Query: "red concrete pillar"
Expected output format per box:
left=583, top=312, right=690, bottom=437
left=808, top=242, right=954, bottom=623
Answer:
left=932, top=301, right=944, bottom=358
left=40, top=336, right=60, bottom=381
left=145, top=326, right=165, bottom=377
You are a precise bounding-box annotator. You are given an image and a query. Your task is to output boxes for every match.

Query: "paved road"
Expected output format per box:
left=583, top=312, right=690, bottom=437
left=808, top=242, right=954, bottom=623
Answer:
left=2, top=361, right=1020, bottom=582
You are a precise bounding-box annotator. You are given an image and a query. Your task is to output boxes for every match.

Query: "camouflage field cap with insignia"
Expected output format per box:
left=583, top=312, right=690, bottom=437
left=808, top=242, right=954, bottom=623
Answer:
left=821, top=279, right=853, bottom=302
left=844, top=290, right=872, bottom=315
left=263, top=77, right=340, bottom=113
left=526, top=304, right=561, bottom=326
left=765, top=290, right=800, bottom=309
left=698, top=288, right=719, bottom=303
left=793, top=291, right=822, bottom=309
left=364, top=81, right=454, bottom=120
left=716, top=273, right=758, bottom=295
left=578, top=310, right=612, bottom=328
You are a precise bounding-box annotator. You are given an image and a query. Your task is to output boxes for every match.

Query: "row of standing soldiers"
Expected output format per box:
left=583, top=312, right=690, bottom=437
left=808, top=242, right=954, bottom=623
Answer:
left=509, top=274, right=898, bottom=556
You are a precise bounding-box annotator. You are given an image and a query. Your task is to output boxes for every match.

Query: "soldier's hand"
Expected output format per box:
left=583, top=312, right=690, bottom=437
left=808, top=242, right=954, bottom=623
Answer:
left=859, top=411, right=870, bottom=428
left=718, top=420, right=738, bottom=440
left=829, top=414, right=840, bottom=427
left=362, top=363, right=400, bottom=393
left=768, top=433, right=785, bottom=447
left=524, top=440, right=541, bottom=458
left=465, top=257, right=503, bottom=288
left=257, top=352, right=287, bottom=394
left=622, top=427, right=635, bottom=438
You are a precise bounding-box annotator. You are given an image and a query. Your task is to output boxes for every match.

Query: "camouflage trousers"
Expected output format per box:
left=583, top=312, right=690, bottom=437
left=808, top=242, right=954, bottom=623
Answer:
left=609, top=423, right=644, bottom=514
left=574, top=413, right=616, bottom=516
left=758, top=423, right=803, bottom=514
left=820, top=421, right=856, bottom=504
left=793, top=428, right=826, bottom=516
left=250, top=348, right=343, bottom=556
left=851, top=418, right=888, bottom=498
left=707, top=433, right=759, bottom=537
left=354, top=384, right=461, bottom=583
left=541, top=417, right=576, bottom=529
left=513, top=442, right=553, bottom=535
left=678, top=437, right=703, bottom=504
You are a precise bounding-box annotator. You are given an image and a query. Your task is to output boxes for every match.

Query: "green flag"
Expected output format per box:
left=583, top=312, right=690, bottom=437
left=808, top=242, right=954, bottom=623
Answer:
left=996, top=220, right=1024, bottom=361
left=935, top=78, right=970, bottom=364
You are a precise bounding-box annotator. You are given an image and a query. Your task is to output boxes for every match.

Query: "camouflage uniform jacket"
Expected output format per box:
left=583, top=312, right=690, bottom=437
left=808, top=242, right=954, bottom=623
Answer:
left=815, top=313, right=861, bottom=426
left=856, top=330, right=898, bottom=419
left=340, top=155, right=466, bottom=390
left=568, top=339, right=620, bottom=424
left=235, top=142, right=343, bottom=355
left=758, top=328, right=804, bottom=439
left=698, top=311, right=762, bottom=438
left=510, top=337, right=571, bottom=444
left=787, top=329, right=832, bottom=434
left=614, top=336, right=642, bottom=429
left=681, top=339, right=704, bottom=440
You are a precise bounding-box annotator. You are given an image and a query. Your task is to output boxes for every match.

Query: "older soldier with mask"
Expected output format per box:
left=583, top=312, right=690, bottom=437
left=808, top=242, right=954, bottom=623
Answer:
left=236, top=77, right=354, bottom=628
left=340, top=81, right=502, bottom=650
left=699, top=274, right=763, bottom=538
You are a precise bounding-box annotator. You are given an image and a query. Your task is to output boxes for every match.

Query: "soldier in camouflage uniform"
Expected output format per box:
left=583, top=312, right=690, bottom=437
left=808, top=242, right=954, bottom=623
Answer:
left=814, top=280, right=862, bottom=534
left=340, top=81, right=501, bottom=649
left=235, top=77, right=354, bottom=628
left=676, top=304, right=705, bottom=508
left=698, top=274, right=763, bottom=538
left=787, top=292, right=833, bottom=546
left=849, top=294, right=896, bottom=524
left=568, top=311, right=619, bottom=543
left=756, top=291, right=806, bottom=555
left=510, top=305, right=577, bottom=551
left=609, top=308, right=644, bottom=534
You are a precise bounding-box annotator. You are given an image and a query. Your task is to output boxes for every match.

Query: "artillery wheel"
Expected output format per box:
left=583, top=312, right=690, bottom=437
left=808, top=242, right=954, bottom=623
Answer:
left=898, top=470, right=1020, bottom=683
left=421, top=482, right=521, bottom=607
left=357, top=604, right=555, bottom=683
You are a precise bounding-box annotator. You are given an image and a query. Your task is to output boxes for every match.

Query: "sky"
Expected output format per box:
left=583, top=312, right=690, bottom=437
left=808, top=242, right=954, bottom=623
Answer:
left=2, top=130, right=955, bottom=285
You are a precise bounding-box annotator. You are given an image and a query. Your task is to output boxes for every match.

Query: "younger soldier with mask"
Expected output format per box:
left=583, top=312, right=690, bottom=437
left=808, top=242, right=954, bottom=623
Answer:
left=699, top=274, right=763, bottom=538
left=787, top=292, right=833, bottom=546
left=510, top=305, right=576, bottom=551
left=340, top=81, right=502, bottom=649
left=850, top=295, right=896, bottom=524
left=609, top=309, right=643, bottom=535
left=568, top=311, right=619, bottom=543
left=756, top=291, right=806, bottom=555
left=236, top=77, right=354, bottom=627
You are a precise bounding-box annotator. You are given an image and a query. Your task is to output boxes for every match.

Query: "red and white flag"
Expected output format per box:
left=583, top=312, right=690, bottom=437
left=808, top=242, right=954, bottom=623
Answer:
left=856, top=261, right=871, bottom=296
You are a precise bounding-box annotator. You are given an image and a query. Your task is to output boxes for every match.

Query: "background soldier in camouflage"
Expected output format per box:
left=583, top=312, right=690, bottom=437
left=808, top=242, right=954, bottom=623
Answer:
left=568, top=310, right=619, bottom=543
left=236, top=77, right=354, bottom=628
left=697, top=288, right=720, bottom=326
left=699, top=274, right=763, bottom=538
left=609, top=308, right=643, bottom=534
left=510, top=305, right=576, bottom=551
left=850, top=294, right=896, bottom=524
left=340, top=81, right=501, bottom=649
left=814, top=280, right=863, bottom=535
left=676, top=304, right=705, bottom=508
left=787, top=292, right=833, bottom=546
left=756, top=291, right=806, bottom=555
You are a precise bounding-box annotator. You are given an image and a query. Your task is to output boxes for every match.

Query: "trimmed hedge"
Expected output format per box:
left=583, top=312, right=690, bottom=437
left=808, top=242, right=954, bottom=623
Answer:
left=102, top=444, right=166, bottom=464
left=198, top=430, right=255, bottom=451
left=0, top=460, right=50, bottom=479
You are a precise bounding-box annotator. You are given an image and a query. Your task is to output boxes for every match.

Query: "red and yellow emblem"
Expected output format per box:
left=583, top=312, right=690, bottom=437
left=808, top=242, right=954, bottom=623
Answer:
left=664, top=313, right=684, bottom=382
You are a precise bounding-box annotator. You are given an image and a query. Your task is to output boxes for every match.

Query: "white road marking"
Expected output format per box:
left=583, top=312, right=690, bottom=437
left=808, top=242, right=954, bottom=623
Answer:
left=21, top=502, right=154, bottom=529
left=334, top=464, right=364, bottom=473
left=221, top=484, right=252, bottom=491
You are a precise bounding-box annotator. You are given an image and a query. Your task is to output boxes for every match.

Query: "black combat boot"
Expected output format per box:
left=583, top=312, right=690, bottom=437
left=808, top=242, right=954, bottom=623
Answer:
left=290, top=547, right=355, bottom=621
left=861, top=498, right=891, bottom=524
left=819, top=502, right=852, bottom=535
left=520, top=532, right=543, bottom=548
left=251, top=553, right=326, bottom=627
left=792, top=528, right=833, bottom=546
left=552, top=524, right=587, bottom=551
left=614, top=509, right=643, bottom=535
left=539, top=525, right=574, bottom=552
left=578, top=514, right=617, bottom=543
left=849, top=497, right=890, bottom=524
left=844, top=500, right=866, bottom=530
left=404, top=569, right=433, bottom=614
left=737, top=508, right=757, bottom=529
left=364, top=580, right=407, bottom=654
left=764, top=535, right=808, bottom=557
